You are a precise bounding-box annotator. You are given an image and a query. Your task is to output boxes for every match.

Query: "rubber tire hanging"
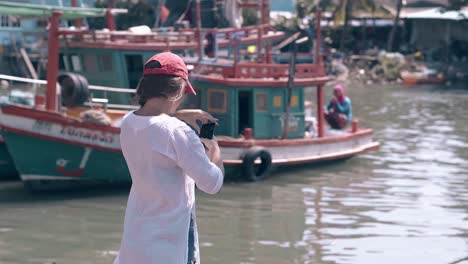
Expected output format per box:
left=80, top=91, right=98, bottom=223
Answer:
left=241, top=146, right=272, bottom=181
left=58, top=72, right=89, bottom=107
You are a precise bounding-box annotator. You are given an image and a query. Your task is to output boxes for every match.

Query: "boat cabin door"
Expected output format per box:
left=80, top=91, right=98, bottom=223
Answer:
left=238, top=91, right=253, bottom=135
left=125, top=54, right=143, bottom=89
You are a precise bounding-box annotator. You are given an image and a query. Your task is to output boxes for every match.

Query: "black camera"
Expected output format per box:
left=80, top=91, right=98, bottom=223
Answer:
left=199, top=122, right=216, bottom=139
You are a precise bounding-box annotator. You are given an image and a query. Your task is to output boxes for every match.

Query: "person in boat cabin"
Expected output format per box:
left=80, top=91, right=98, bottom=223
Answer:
left=114, top=52, right=224, bottom=264
left=324, top=84, right=352, bottom=130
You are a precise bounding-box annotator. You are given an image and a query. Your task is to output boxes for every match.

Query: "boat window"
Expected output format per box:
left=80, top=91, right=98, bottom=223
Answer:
left=256, top=92, right=268, bottom=112
left=273, top=96, right=282, bottom=108
left=83, top=54, right=98, bottom=73
left=99, top=54, right=113, bottom=71
left=185, top=89, right=201, bottom=109
left=59, top=53, right=69, bottom=71
left=0, top=15, right=20, bottom=28
left=36, top=19, right=47, bottom=28
left=207, top=89, right=226, bottom=113
left=238, top=91, right=252, bottom=134
left=70, top=54, right=82, bottom=72
left=1, top=16, right=8, bottom=27
left=290, top=95, right=299, bottom=107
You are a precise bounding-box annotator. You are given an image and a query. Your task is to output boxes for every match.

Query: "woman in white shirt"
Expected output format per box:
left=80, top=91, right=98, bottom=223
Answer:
left=114, top=52, right=224, bottom=264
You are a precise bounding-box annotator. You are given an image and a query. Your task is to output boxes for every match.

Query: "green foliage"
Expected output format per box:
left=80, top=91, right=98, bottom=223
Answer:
left=242, top=8, right=259, bottom=26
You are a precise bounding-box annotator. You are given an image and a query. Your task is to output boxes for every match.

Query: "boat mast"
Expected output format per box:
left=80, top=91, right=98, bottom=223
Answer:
left=281, top=41, right=298, bottom=139
left=315, top=10, right=325, bottom=138
left=256, top=0, right=266, bottom=63
left=45, top=11, right=62, bottom=111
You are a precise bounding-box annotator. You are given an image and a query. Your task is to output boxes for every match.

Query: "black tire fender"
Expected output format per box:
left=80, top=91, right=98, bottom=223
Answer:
left=58, top=72, right=89, bottom=107
left=241, top=146, right=272, bottom=181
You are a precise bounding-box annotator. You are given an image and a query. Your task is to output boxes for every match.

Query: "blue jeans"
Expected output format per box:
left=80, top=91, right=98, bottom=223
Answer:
left=187, top=214, right=197, bottom=264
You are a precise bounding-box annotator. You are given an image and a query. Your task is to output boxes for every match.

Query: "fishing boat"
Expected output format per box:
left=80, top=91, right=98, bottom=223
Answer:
left=0, top=2, right=128, bottom=181
left=0, top=2, right=379, bottom=189
left=400, top=69, right=447, bottom=86
left=0, top=0, right=284, bottom=186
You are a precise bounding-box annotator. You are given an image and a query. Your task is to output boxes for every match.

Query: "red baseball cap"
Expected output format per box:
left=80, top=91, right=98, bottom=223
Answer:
left=143, top=52, right=196, bottom=95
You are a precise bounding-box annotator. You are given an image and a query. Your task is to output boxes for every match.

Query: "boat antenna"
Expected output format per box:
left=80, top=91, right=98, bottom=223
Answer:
left=256, top=0, right=266, bottom=63
left=175, top=0, right=193, bottom=25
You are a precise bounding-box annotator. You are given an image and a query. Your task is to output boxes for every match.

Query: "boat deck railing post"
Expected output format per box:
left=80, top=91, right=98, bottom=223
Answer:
left=352, top=120, right=359, bottom=133
left=45, top=10, right=62, bottom=112
left=317, top=85, right=325, bottom=138
left=106, top=9, right=116, bottom=32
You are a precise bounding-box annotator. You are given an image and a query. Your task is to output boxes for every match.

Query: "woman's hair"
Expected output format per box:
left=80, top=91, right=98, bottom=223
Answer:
left=135, top=60, right=186, bottom=106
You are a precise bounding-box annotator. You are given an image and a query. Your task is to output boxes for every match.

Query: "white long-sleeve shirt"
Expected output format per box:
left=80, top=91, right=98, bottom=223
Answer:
left=114, top=112, right=224, bottom=264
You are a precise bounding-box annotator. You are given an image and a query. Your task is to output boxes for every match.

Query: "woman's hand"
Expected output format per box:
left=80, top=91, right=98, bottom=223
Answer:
left=200, top=137, right=225, bottom=175
left=173, top=109, right=218, bottom=133
left=200, top=137, right=220, bottom=161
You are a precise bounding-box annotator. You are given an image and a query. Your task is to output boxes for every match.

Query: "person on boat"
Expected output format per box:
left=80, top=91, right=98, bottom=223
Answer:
left=324, top=84, right=352, bottom=130
left=114, top=52, right=224, bottom=264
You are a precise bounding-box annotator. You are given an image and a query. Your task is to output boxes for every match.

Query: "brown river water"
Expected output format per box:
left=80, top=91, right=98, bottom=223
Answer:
left=0, top=82, right=467, bottom=264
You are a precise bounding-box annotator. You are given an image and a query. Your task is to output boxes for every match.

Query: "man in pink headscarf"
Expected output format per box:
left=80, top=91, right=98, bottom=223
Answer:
left=324, top=84, right=352, bottom=129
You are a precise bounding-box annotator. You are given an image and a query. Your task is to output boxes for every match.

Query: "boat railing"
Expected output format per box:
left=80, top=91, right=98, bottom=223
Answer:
left=193, top=62, right=326, bottom=79
left=58, top=28, right=198, bottom=46
left=0, top=74, right=137, bottom=110
left=180, top=24, right=273, bottom=41
left=234, top=63, right=326, bottom=78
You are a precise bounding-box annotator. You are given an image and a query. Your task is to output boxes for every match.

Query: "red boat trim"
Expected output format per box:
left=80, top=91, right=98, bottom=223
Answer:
left=223, top=142, right=380, bottom=166
left=1, top=105, right=121, bottom=134
left=57, top=167, right=84, bottom=177
left=1, top=125, right=121, bottom=153
left=2, top=124, right=379, bottom=167
left=190, top=75, right=330, bottom=87
left=63, top=41, right=198, bottom=51
left=2, top=105, right=375, bottom=148
left=61, top=31, right=284, bottom=51
left=218, top=129, right=374, bottom=147
left=216, top=33, right=285, bottom=48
